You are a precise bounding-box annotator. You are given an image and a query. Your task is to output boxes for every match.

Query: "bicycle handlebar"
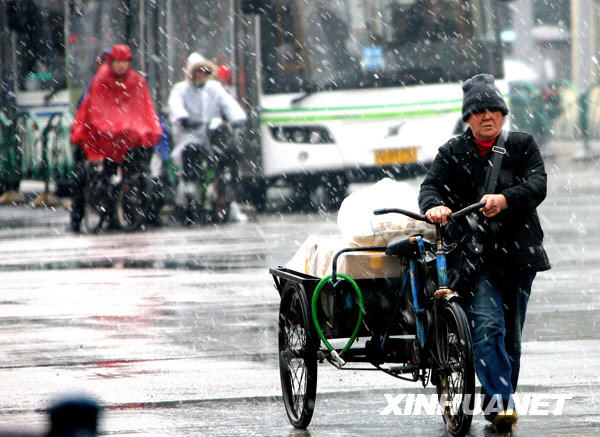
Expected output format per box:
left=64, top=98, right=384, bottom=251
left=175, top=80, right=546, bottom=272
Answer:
left=451, top=201, right=486, bottom=219
left=373, top=201, right=486, bottom=223
left=373, top=207, right=426, bottom=222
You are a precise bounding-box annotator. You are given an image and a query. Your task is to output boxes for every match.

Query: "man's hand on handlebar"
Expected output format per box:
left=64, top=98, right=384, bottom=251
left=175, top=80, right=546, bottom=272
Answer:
left=425, top=205, right=453, bottom=225
left=479, top=194, right=507, bottom=218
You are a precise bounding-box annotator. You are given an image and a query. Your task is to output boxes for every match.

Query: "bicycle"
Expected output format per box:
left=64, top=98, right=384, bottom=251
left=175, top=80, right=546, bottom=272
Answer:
left=270, top=201, right=485, bottom=436
left=177, top=118, right=239, bottom=225
left=82, top=150, right=154, bottom=233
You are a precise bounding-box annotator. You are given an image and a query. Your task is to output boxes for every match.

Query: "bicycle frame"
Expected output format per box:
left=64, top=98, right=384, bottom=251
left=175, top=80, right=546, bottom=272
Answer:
left=409, top=236, right=428, bottom=347
left=326, top=201, right=486, bottom=358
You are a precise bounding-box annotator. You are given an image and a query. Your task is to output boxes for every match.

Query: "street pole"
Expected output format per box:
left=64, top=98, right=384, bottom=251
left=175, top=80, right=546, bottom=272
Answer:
left=234, top=3, right=261, bottom=159
left=511, top=0, right=536, bottom=67
left=235, top=1, right=266, bottom=208
left=0, top=0, right=17, bottom=120
left=571, top=0, right=593, bottom=92
left=166, top=0, right=175, bottom=88
left=0, top=0, right=20, bottom=197
left=571, top=0, right=596, bottom=158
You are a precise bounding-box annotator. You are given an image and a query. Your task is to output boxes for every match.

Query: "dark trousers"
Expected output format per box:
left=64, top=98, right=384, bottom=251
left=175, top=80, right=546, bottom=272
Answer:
left=464, top=272, right=536, bottom=416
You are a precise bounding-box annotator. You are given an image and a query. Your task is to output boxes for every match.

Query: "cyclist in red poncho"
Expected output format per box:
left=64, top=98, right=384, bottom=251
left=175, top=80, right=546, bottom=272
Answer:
left=69, top=44, right=162, bottom=232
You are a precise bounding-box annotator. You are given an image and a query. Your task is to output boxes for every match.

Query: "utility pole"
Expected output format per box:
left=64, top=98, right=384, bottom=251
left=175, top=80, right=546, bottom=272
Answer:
left=571, top=0, right=593, bottom=92
left=0, top=0, right=17, bottom=119
left=511, top=0, right=536, bottom=65
left=571, top=0, right=597, bottom=158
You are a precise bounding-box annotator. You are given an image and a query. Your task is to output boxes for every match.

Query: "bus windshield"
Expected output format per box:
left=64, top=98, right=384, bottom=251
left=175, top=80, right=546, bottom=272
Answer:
left=260, top=0, right=503, bottom=94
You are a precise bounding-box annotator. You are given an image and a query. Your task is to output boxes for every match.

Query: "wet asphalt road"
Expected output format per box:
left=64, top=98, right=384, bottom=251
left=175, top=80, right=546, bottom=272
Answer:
left=0, top=141, right=599, bottom=436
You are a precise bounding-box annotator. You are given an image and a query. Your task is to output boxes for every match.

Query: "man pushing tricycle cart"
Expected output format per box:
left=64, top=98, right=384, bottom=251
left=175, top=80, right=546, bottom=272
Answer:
left=271, top=74, right=550, bottom=436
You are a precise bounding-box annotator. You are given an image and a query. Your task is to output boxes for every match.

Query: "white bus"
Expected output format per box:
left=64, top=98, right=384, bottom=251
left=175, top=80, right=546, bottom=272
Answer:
left=251, top=0, right=507, bottom=208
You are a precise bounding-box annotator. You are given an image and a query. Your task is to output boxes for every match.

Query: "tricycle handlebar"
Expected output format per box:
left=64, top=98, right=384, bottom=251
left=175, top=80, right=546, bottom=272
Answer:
left=373, top=201, right=487, bottom=223
left=373, top=207, right=427, bottom=222
left=450, top=201, right=486, bottom=219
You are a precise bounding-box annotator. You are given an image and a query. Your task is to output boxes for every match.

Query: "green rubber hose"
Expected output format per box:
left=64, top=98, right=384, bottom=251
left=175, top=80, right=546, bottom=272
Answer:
left=311, top=273, right=364, bottom=363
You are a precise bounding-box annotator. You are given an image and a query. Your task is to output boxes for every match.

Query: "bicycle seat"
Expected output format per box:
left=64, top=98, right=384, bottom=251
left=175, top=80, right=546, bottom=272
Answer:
left=384, top=236, right=414, bottom=257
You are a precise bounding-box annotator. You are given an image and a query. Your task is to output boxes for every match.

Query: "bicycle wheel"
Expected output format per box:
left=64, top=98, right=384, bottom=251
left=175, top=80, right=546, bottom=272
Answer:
left=278, top=282, right=318, bottom=429
left=83, top=172, right=109, bottom=233
left=435, top=300, right=475, bottom=437
left=115, top=173, right=149, bottom=231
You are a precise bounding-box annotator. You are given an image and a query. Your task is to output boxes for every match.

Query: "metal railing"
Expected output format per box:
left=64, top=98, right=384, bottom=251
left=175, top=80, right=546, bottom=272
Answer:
left=0, top=109, right=22, bottom=193
left=39, top=112, right=75, bottom=195
left=0, top=109, right=75, bottom=204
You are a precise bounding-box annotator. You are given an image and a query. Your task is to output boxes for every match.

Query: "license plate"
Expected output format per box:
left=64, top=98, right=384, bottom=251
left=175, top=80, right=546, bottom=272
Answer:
left=374, top=147, right=418, bottom=166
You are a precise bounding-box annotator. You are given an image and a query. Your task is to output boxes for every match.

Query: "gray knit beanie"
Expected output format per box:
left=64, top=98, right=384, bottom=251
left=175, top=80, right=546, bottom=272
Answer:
left=461, top=74, right=509, bottom=122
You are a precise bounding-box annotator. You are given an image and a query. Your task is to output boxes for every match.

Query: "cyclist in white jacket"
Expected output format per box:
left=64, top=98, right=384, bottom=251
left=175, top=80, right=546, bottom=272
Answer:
left=168, top=52, right=247, bottom=207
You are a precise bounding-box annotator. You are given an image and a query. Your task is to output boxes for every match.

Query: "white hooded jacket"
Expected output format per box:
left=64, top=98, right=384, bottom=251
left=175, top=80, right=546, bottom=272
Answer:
left=168, top=53, right=247, bottom=162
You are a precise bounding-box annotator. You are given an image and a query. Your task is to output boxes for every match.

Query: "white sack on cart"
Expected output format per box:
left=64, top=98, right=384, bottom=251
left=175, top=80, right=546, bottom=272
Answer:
left=337, top=178, right=435, bottom=246
left=286, top=235, right=351, bottom=277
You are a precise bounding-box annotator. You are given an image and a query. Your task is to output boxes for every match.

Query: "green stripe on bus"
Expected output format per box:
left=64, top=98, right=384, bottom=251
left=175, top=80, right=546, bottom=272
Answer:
left=261, top=106, right=462, bottom=124
left=261, top=98, right=463, bottom=114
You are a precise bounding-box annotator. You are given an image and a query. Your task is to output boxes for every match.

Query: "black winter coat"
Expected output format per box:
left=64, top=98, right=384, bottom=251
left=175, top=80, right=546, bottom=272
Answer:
left=418, top=128, right=551, bottom=273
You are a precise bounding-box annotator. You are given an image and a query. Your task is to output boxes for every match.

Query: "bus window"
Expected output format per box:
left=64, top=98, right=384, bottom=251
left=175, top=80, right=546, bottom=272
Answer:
left=260, top=0, right=308, bottom=93
left=260, top=0, right=502, bottom=94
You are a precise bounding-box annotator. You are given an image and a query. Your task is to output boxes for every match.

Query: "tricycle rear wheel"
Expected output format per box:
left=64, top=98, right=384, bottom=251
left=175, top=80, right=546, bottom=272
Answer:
left=278, top=282, right=318, bottom=429
left=435, top=301, right=475, bottom=437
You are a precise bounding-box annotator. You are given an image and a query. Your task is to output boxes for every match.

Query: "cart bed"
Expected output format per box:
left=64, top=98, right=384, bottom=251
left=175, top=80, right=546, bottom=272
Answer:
left=270, top=266, right=413, bottom=339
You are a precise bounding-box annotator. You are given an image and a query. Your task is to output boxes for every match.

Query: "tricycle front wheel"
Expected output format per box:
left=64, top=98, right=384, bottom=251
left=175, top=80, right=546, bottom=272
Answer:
left=435, top=301, right=475, bottom=437
left=278, top=282, right=318, bottom=429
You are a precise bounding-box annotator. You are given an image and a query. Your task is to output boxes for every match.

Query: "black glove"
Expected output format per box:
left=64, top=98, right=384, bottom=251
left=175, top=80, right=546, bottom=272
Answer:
left=230, top=120, right=246, bottom=129
left=180, top=118, right=201, bottom=129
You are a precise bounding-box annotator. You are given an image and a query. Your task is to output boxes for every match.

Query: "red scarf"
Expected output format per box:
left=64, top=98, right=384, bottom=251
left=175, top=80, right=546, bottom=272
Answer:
left=474, top=137, right=495, bottom=158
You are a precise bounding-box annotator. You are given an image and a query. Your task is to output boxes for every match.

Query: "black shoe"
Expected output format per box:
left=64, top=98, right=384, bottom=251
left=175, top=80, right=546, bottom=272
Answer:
left=69, top=221, right=81, bottom=234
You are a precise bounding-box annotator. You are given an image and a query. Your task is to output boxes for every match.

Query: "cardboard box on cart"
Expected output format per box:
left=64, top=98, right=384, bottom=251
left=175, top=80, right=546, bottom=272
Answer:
left=286, top=235, right=406, bottom=279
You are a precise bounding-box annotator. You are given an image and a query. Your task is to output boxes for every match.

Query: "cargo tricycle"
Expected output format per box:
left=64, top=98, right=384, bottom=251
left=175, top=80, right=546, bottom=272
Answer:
left=270, top=202, right=485, bottom=436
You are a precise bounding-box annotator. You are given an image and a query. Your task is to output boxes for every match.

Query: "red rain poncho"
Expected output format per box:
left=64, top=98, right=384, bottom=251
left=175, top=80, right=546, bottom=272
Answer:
left=70, top=64, right=162, bottom=163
